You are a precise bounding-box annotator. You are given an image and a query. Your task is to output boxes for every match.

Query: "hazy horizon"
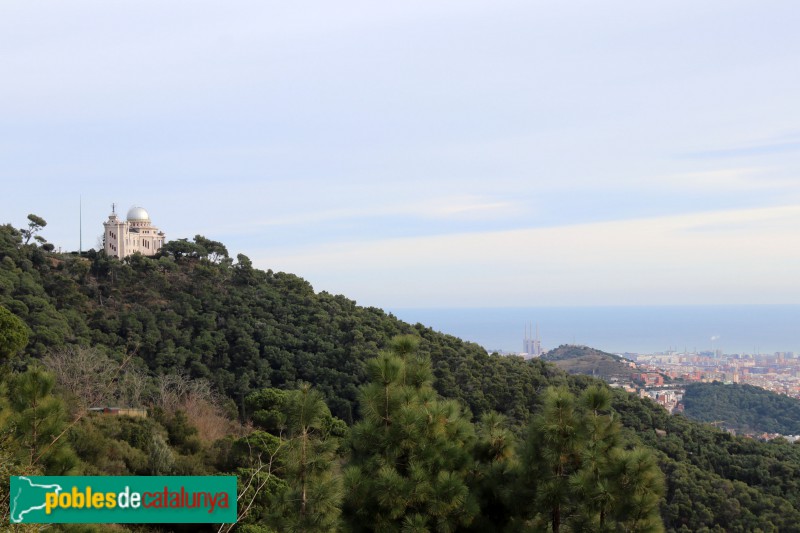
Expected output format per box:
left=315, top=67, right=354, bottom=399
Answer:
left=389, top=304, right=800, bottom=355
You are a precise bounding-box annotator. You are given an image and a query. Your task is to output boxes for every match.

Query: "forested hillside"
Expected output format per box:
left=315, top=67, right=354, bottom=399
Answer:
left=0, top=223, right=558, bottom=426
left=543, top=344, right=638, bottom=382
left=2, top=221, right=800, bottom=531
left=683, top=381, right=800, bottom=435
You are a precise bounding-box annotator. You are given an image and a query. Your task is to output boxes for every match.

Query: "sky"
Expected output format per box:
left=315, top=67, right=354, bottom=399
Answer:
left=2, top=0, right=800, bottom=309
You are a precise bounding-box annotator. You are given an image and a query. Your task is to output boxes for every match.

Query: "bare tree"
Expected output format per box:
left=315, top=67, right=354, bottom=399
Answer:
left=153, top=373, right=193, bottom=412
left=30, top=347, right=135, bottom=470
left=217, top=432, right=284, bottom=533
left=119, top=366, right=148, bottom=407
left=153, top=373, right=237, bottom=442
left=44, top=346, right=122, bottom=411
left=44, top=346, right=150, bottom=415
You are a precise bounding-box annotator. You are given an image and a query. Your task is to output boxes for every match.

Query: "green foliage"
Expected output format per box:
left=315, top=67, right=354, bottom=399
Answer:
left=158, top=238, right=207, bottom=259
left=193, top=234, right=229, bottom=264
left=246, top=386, right=348, bottom=443
left=0, top=218, right=556, bottom=425
left=20, top=214, right=47, bottom=245
left=543, top=344, right=640, bottom=384
left=267, top=384, right=343, bottom=532
left=0, top=304, right=29, bottom=364
left=2, top=221, right=800, bottom=531
left=544, top=344, right=626, bottom=362
left=217, top=430, right=286, bottom=530
left=69, top=415, right=154, bottom=475
left=2, top=365, right=78, bottom=474
left=149, top=432, right=175, bottom=475
left=159, top=410, right=202, bottom=455
left=344, top=335, right=478, bottom=532
left=465, top=412, right=518, bottom=532
left=519, top=385, right=664, bottom=532
left=246, top=388, right=291, bottom=434
left=683, top=381, right=800, bottom=435
left=0, top=425, right=42, bottom=530
left=612, top=388, right=800, bottom=531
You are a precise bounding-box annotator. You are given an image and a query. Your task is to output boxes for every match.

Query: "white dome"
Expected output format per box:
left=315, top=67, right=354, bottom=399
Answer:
left=127, top=206, right=150, bottom=221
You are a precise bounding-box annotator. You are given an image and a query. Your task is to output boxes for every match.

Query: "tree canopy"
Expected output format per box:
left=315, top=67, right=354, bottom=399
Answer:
left=0, top=305, right=29, bottom=363
left=683, top=381, right=800, bottom=435
left=2, top=218, right=800, bottom=531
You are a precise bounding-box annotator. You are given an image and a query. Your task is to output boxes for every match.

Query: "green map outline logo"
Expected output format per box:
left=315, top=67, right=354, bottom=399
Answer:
left=10, top=476, right=63, bottom=523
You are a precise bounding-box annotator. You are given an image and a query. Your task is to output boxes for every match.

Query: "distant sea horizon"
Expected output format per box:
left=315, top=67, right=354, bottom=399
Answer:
left=387, top=305, right=800, bottom=355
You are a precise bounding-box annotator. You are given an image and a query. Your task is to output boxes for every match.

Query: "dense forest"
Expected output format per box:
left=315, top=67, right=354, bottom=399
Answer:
left=683, top=381, right=800, bottom=436
left=2, top=217, right=800, bottom=531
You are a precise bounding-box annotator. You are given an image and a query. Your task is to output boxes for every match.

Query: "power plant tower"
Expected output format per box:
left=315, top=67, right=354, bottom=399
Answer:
left=523, top=322, right=543, bottom=358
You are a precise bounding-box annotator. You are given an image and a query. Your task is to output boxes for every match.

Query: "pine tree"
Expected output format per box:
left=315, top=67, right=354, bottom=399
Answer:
left=569, top=385, right=621, bottom=532
left=19, top=214, right=47, bottom=246
left=344, top=335, right=478, bottom=532
left=607, top=447, right=665, bottom=533
left=520, top=385, right=665, bottom=532
left=466, top=411, right=518, bottom=532
left=522, top=386, right=582, bottom=533
left=269, top=383, right=343, bottom=532
left=2, top=365, right=77, bottom=474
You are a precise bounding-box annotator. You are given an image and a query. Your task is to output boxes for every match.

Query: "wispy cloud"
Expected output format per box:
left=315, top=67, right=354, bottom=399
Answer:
left=412, top=197, right=517, bottom=218
left=679, top=136, right=800, bottom=160
left=652, top=167, right=794, bottom=191
left=260, top=205, right=800, bottom=307
left=211, top=195, right=518, bottom=235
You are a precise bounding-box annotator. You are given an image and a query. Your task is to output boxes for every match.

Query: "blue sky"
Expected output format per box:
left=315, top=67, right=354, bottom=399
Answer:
left=2, top=1, right=799, bottom=308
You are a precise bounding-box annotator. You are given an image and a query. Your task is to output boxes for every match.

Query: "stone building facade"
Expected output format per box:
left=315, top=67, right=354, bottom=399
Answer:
left=103, top=205, right=166, bottom=259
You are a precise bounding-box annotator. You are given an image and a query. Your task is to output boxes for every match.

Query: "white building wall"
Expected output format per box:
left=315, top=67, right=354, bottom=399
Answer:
left=103, top=206, right=166, bottom=259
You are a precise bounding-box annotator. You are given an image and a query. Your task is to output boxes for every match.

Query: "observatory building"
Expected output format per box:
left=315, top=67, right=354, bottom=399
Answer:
left=103, top=205, right=166, bottom=259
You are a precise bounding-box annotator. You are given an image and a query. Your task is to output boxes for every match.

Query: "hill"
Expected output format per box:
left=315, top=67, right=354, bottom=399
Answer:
left=0, top=224, right=559, bottom=426
left=683, top=381, right=800, bottom=436
left=543, top=344, right=637, bottom=382
left=3, top=223, right=800, bottom=531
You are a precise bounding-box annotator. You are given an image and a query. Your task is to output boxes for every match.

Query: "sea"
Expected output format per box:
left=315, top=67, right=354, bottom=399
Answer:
left=387, top=305, right=800, bottom=356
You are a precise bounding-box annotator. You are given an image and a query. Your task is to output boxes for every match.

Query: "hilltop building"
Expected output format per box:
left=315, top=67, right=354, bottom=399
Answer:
left=523, top=323, right=543, bottom=358
left=103, top=204, right=166, bottom=259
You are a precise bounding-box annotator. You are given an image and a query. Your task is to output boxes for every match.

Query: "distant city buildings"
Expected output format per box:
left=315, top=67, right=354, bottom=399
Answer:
left=634, top=372, right=665, bottom=387
left=639, top=388, right=683, bottom=414
left=627, top=349, right=800, bottom=400
left=103, top=205, right=166, bottom=259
